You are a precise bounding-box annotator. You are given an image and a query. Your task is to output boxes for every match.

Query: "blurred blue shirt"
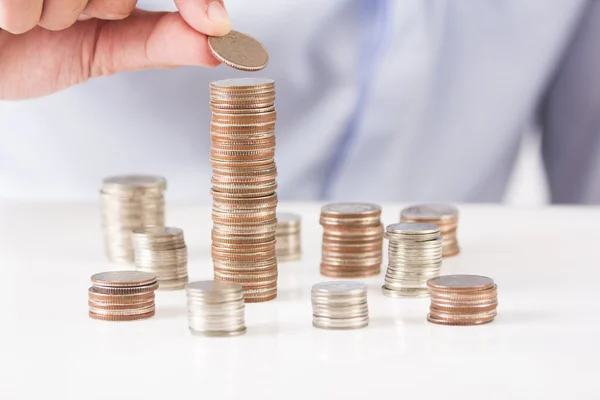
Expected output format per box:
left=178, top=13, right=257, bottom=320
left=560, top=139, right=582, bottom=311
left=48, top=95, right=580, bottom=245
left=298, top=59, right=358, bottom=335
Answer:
left=0, top=0, right=598, bottom=203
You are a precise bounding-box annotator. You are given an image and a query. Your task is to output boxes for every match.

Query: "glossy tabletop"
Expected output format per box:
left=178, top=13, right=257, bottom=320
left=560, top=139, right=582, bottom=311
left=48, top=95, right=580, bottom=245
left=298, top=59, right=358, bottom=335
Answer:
left=0, top=203, right=598, bottom=399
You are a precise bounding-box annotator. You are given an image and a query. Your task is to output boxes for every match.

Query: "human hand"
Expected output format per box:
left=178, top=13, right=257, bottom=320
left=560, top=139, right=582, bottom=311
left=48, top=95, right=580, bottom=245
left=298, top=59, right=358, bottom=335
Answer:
left=0, top=0, right=231, bottom=100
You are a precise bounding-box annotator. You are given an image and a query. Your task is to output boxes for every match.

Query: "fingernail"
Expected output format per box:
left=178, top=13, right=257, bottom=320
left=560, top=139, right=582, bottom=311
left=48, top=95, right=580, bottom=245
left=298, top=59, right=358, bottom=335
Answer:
left=207, top=1, right=229, bottom=22
left=77, top=14, right=92, bottom=21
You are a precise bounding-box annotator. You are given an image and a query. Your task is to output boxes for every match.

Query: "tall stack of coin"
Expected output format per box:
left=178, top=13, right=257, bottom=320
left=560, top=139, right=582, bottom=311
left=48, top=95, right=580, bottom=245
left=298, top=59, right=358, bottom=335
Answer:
left=275, top=212, right=302, bottom=261
left=319, top=203, right=383, bottom=278
left=100, top=175, right=166, bottom=264
left=382, top=223, right=443, bottom=298
left=209, top=78, right=278, bottom=303
left=132, top=227, right=189, bottom=290
left=311, top=281, right=369, bottom=330
left=427, top=275, right=498, bottom=325
left=186, top=280, right=246, bottom=336
left=88, top=271, right=158, bottom=321
left=400, top=204, right=460, bottom=257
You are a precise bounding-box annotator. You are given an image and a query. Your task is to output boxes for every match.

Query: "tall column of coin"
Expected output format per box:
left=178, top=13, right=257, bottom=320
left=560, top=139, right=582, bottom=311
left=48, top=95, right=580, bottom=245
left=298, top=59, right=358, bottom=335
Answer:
left=400, top=204, right=460, bottom=257
left=100, top=175, right=166, bottom=264
left=382, top=223, right=443, bottom=298
left=320, top=203, right=383, bottom=278
left=209, top=78, right=278, bottom=303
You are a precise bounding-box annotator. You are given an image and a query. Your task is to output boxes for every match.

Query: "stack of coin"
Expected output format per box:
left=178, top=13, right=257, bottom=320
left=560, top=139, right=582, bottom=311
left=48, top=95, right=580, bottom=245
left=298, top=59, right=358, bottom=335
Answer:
left=131, top=227, right=189, bottom=290
left=427, top=275, right=498, bottom=325
left=88, top=271, right=158, bottom=321
left=100, top=175, right=166, bottom=264
left=209, top=78, right=278, bottom=303
left=311, top=281, right=369, bottom=330
left=275, top=212, right=302, bottom=261
left=382, top=223, right=443, bottom=298
left=186, top=280, right=246, bottom=336
left=400, top=204, right=460, bottom=257
left=319, top=203, right=383, bottom=278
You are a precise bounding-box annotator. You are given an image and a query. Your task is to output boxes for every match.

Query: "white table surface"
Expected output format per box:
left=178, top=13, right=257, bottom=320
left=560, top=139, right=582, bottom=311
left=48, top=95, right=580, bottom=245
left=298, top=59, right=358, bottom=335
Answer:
left=1, top=202, right=599, bottom=399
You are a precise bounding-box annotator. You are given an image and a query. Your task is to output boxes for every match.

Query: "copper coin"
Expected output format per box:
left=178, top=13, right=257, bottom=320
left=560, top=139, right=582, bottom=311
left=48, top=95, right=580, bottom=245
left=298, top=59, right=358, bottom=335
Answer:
left=87, top=287, right=155, bottom=303
left=244, top=293, right=277, bottom=303
left=88, top=299, right=155, bottom=310
left=320, top=269, right=380, bottom=279
left=208, top=31, right=269, bottom=71
left=89, top=310, right=156, bottom=321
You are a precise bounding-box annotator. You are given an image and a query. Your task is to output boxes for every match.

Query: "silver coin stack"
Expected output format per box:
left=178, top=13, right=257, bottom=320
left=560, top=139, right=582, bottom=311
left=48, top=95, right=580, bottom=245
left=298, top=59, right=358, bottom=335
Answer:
left=311, top=281, right=369, bottom=330
left=275, top=212, right=302, bottom=261
left=132, top=227, right=189, bottom=290
left=382, top=223, right=443, bottom=298
left=186, top=280, right=247, bottom=337
left=100, top=175, right=166, bottom=264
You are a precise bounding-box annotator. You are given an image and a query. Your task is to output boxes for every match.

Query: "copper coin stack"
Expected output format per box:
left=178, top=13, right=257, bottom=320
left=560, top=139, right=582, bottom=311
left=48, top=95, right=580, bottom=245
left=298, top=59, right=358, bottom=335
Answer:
left=275, top=212, right=302, bottom=261
left=427, top=275, right=498, bottom=325
left=209, top=78, right=278, bottom=303
left=100, top=175, right=166, bottom=264
left=88, top=271, right=158, bottom=321
left=319, top=203, right=383, bottom=278
left=400, top=204, right=460, bottom=257
left=132, top=227, right=189, bottom=290
left=382, top=223, right=443, bottom=298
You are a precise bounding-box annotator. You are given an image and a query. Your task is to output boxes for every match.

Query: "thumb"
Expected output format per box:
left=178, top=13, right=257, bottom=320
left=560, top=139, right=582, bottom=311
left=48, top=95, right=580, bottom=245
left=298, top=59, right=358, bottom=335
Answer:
left=91, top=9, right=222, bottom=76
left=173, top=0, right=232, bottom=37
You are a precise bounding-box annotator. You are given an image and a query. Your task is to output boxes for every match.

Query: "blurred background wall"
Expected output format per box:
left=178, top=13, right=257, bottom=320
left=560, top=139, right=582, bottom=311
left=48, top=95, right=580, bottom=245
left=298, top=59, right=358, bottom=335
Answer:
left=505, top=130, right=549, bottom=206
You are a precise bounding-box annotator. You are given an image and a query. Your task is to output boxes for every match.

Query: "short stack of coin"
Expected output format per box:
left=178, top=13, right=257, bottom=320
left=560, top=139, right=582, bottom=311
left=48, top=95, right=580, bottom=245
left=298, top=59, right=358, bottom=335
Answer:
left=209, top=78, right=278, bottom=303
left=132, top=227, right=189, bottom=290
left=186, top=280, right=246, bottom=337
left=427, top=275, right=498, bottom=325
left=88, top=271, right=158, bottom=321
left=275, top=212, right=302, bottom=261
left=400, top=204, right=460, bottom=257
left=319, top=203, right=383, bottom=278
left=100, top=175, right=166, bottom=264
left=382, top=223, right=443, bottom=298
left=311, top=281, right=369, bottom=330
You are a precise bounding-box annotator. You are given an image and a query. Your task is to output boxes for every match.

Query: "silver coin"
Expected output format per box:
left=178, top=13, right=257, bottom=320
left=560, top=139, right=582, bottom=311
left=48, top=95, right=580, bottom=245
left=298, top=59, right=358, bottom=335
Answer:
left=91, top=271, right=157, bottom=287
left=321, top=203, right=381, bottom=216
left=386, top=223, right=440, bottom=235
left=427, top=275, right=495, bottom=291
left=210, top=78, right=274, bottom=88
left=400, top=204, right=458, bottom=220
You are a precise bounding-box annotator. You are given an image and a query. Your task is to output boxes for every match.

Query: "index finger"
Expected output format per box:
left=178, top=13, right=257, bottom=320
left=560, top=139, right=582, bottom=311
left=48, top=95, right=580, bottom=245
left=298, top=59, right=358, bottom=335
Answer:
left=173, top=0, right=231, bottom=37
